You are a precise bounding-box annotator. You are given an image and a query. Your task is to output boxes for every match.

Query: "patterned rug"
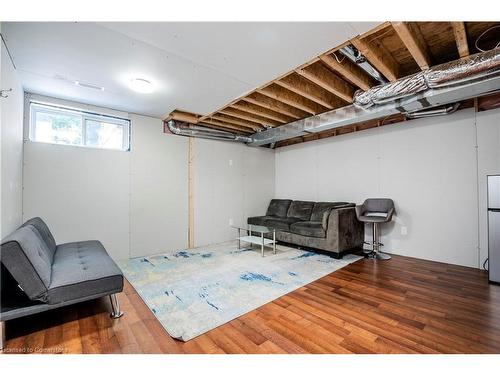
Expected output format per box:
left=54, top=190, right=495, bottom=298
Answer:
left=118, top=242, right=360, bottom=341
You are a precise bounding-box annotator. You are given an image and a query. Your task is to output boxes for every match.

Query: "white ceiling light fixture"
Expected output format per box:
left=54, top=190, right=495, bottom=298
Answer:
left=129, top=78, right=154, bottom=94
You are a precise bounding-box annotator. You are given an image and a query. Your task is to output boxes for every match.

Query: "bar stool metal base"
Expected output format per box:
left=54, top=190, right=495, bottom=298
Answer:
left=364, top=222, right=391, bottom=261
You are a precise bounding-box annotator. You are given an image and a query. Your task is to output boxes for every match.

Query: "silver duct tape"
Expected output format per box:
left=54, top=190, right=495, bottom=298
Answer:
left=353, top=48, right=500, bottom=108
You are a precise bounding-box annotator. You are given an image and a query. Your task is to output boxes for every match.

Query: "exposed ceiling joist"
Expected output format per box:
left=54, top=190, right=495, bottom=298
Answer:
left=219, top=108, right=280, bottom=127
left=275, top=73, right=344, bottom=109
left=319, top=54, right=373, bottom=91
left=392, top=22, right=432, bottom=70
left=211, top=114, right=263, bottom=131
left=242, top=94, right=307, bottom=119
left=296, top=63, right=354, bottom=103
left=166, top=22, right=498, bottom=146
left=258, top=84, right=327, bottom=115
left=231, top=102, right=291, bottom=123
left=350, top=36, right=400, bottom=81
left=451, top=22, right=470, bottom=58
left=201, top=118, right=253, bottom=133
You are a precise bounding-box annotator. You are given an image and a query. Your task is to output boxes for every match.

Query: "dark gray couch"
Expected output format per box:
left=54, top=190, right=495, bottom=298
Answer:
left=248, top=199, right=364, bottom=257
left=0, top=218, right=124, bottom=350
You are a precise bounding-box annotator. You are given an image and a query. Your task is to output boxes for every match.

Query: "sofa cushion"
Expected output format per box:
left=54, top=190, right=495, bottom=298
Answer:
left=22, top=217, right=57, bottom=263
left=247, top=216, right=273, bottom=226
left=266, top=199, right=292, bottom=218
left=0, top=225, right=52, bottom=302
left=290, top=221, right=326, bottom=238
left=310, top=202, right=349, bottom=222
left=47, top=240, right=123, bottom=304
left=265, top=217, right=302, bottom=231
left=287, top=200, right=315, bottom=221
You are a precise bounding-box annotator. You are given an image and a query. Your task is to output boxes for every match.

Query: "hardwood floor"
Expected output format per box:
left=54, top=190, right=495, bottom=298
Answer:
left=3, top=254, right=500, bottom=354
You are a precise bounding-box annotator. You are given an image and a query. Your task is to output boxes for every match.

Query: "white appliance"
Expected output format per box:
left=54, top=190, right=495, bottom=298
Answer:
left=488, top=175, right=500, bottom=283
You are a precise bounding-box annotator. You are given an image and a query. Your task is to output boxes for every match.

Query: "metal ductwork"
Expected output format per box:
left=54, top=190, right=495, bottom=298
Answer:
left=340, top=45, right=388, bottom=85
left=166, top=120, right=253, bottom=143
left=248, top=49, right=500, bottom=147
left=405, top=102, right=460, bottom=119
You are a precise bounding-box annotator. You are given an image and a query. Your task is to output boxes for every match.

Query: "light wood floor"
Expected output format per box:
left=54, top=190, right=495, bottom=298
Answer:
left=3, top=254, right=500, bottom=354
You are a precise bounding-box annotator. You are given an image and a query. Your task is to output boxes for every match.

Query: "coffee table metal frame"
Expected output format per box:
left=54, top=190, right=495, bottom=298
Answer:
left=234, top=224, right=276, bottom=257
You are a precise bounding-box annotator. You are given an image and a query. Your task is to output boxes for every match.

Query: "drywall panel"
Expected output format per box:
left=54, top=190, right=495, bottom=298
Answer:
left=275, top=109, right=486, bottom=268
left=477, top=108, right=500, bottom=267
left=193, top=139, right=274, bottom=247
left=378, top=109, right=478, bottom=267
left=23, top=142, right=130, bottom=260
left=1, top=33, right=24, bottom=238
left=129, top=114, right=188, bottom=257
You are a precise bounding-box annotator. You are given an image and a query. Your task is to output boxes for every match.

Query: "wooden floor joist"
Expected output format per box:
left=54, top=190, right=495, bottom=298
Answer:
left=319, top=54, right=374, bottom=91
left=350, top=36, right=400, bottom=82
left=230, top=102, right=292, bottom=123
left=258, top=84, right=328, bottom=115
left=451, top=22, right=470, bottom=58
left=392, top=22, right=432, bottom=70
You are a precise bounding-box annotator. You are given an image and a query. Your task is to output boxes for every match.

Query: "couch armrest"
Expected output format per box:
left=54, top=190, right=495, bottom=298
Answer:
left=326, top=207, right=364, bottom=252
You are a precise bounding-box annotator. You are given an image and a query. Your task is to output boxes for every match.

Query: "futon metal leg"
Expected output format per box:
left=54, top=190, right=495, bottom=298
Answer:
left=109, top=294, right=124, bottom=319
left=0, top=321, right=5, bottom=351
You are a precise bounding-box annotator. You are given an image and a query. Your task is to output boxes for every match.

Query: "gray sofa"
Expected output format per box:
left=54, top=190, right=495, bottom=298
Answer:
left=0, top=217, right=124, bottom=350
left=248, top=199, right=364, bottom=257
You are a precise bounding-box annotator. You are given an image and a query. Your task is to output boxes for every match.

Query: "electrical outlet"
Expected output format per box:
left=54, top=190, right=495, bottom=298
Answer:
left=401, top=226, right=408, bottom=236
left=229, top=218, right=233, bottom=226
left=229, top=159, right=233, bottom=166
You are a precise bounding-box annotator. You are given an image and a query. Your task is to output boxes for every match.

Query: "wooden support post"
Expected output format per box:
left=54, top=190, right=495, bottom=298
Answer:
left=188, top=137, right=194, bottom=248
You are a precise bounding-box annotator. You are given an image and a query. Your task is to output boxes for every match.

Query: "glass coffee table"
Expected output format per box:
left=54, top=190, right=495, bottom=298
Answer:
left=232, top=224, right=276, bottom=257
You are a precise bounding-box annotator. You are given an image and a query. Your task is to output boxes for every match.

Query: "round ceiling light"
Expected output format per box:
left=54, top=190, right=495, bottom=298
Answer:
left=129, top=78, right=154, bottom=94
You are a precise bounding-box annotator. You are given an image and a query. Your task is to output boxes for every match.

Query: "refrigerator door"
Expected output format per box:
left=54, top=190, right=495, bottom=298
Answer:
left=488, top=175, right=500, bottom=209
left=489, top=210, right=500, bottom=283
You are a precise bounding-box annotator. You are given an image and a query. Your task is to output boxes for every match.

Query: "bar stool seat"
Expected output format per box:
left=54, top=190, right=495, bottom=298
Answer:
left=355, top=198, right=395, bottom=260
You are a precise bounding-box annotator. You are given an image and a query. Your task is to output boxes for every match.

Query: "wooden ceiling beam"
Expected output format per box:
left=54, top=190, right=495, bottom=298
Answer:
left=319, top=54, right=373, bottom=91
left=231, top=102, right=291, bottom=123
left=211, top=114, right=263, bottom=131
left=451, top=22, right=470, bottom=58
left=296, top=63, right=354, bottom=103
left=242, top=94, right=307, bottom=119
left=258, top=85, right=327, bottom=115
left=350, top=36, right=400, bottom=82
left=200, top=118, right=253, bottom=133
left=219, top=108, right=280, bottom=127
left=275, top=73, right=344, bottom=109
left=166, top=110, right=202, bottom=124
left=392, top=22, right=432, bottom=70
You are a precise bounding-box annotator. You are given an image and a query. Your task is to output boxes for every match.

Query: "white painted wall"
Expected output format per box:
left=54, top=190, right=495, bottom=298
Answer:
left=276, top=108, right=500, bottom=268
left=477, top=109, right=500, bottom=268
left=22, top=96, right=189, bottom=260
left=23, top=141, right=131, bottom=259
left=193, top=138, right=275, bottom=247
left=1, top=30, right=24, bottom=238
left=129, top=114, right=188, bottom=257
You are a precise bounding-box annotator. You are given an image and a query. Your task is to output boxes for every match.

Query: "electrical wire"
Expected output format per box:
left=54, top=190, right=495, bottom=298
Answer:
left=474, top=25, right=500, bottom=52
left=332, top=51, right=345, bottom=64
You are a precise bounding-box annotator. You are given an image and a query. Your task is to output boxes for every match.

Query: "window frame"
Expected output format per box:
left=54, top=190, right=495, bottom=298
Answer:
left=29, top=102, right=131, bottom=151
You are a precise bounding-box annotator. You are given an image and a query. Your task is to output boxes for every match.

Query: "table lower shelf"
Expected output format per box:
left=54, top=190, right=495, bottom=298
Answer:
left=237, top=235, right=275, bottom=246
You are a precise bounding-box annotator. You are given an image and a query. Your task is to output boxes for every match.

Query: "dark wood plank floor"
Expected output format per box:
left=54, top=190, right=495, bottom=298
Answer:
left=3, top=254, right=500, bottom=354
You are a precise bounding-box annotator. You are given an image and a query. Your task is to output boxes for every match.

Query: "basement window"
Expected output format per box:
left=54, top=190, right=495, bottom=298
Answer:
left=29, top=103, right=130, bottom=151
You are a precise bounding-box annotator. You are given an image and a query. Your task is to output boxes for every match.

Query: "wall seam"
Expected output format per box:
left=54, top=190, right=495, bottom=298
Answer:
left=474, top=105, right=481, bottom=269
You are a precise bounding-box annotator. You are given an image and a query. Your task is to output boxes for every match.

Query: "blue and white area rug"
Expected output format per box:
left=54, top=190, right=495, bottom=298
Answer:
left=119, top=242, right=360, bottom=341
